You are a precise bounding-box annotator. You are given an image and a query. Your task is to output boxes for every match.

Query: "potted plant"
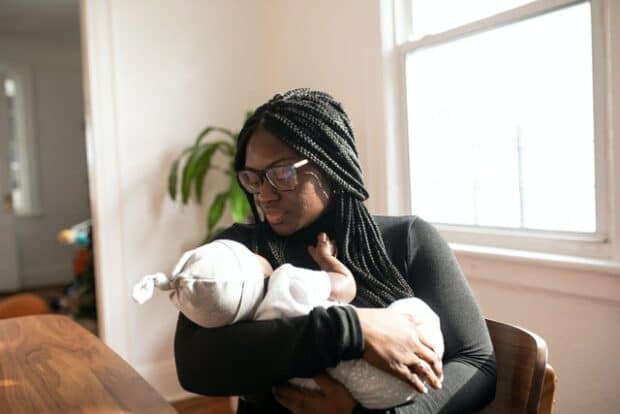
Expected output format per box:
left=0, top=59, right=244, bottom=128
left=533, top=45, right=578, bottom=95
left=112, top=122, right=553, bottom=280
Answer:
left=168, top=115, right=252, bottom=242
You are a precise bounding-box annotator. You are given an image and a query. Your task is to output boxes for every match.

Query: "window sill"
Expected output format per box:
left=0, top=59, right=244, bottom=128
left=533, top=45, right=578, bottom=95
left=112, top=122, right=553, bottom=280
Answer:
left=450, top=243, right=620, bottom=276
left=451, top=243, right=620, bottom=303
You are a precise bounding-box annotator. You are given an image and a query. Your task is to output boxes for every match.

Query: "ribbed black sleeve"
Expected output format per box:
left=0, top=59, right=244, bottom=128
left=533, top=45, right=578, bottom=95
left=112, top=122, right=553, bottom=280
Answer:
left=174, top=225, right=364, bottom=397
left=352, top=217, right=496, bottom=413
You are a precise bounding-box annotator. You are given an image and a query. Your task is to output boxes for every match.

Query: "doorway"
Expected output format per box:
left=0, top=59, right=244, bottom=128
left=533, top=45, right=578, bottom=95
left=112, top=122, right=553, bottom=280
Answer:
left=0, top=0, right=96, bottom=331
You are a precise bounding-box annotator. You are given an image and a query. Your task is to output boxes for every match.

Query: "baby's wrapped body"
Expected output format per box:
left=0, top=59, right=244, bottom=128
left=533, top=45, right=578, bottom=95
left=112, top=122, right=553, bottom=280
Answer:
left=256, top=264, right=444, bottom=409
left=133, top=239, right=444, bottom=410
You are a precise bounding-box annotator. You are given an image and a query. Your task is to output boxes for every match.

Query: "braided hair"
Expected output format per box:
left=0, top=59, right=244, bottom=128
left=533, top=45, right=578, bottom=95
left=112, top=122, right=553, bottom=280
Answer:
left=235, top=89, right=414, bottom=307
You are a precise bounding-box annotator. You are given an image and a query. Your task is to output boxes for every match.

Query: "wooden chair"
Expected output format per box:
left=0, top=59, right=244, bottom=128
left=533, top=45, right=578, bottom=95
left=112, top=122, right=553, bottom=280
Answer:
left=478, top=319, right=557, bottom=414
left=0, top=293, right=50, bottom=319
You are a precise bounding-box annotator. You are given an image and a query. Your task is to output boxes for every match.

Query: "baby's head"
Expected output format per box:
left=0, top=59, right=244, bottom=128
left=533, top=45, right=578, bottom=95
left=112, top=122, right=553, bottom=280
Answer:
left=174, top=239, right=270, bottom=280
left=169, top=239, right=270, bottom=327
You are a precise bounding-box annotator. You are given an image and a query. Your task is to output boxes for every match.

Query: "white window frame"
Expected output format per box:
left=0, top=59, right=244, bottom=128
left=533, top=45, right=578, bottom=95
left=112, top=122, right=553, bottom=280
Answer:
left=393, top=0, right=619, bottom=261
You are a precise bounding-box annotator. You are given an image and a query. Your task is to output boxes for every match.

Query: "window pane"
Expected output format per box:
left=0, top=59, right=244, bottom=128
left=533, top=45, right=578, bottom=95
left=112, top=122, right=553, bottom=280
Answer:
left=406, top=2, right=595, bottom=233
left=4, top=78, right=23, bottom=212
left=411, top=0, right=534, bottom=39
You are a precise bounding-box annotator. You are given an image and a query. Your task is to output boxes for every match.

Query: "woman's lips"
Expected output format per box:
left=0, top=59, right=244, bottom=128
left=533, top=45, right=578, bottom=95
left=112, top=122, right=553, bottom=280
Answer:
left=264, top=210, right=285, bottom=225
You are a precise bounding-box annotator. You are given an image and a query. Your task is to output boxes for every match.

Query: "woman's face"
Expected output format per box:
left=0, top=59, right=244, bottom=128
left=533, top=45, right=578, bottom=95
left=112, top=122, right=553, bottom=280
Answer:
left=244, top=127, right=331, bottom=236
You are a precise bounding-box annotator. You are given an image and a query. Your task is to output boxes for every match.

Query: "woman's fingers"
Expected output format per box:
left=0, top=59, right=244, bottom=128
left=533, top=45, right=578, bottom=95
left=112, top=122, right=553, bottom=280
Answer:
left=389, top=361, right=429, bottom=393
left=409, top=359, right=442, bottom=390
left=356, top=307, right=445, bottom=391
left=412, top=344, right=443, bottom=386
left=410, top=372, right=428, bottom=394
left=419, top=335, right=444, bottom=378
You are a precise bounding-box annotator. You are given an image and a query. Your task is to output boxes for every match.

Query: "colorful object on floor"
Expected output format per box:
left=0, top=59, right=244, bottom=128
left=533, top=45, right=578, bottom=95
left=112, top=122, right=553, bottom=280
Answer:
left=57, top=219, right=97, bottom=319
left=57, top=219, right=91, bottom=247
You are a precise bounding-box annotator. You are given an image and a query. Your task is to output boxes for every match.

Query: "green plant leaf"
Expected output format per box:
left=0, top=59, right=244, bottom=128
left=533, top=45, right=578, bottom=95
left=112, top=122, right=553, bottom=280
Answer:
left=193, top=127, right=216, bottom=147
left=168, top=148, right=192, bottom=200
left=194, top=144, right=220, bottom=202
left=168, top=112, right=253, bottom=241
left=180, top=154, right=198, bottom=204
left=181, top=140, right=232, bottom=204
left=211, top=127, right=237, bottom=142
left=168, top=158, right=181, bottom=200
left=194, top=126, right=236, bottom=147
left=220, top=142, right=236, bottom=156
left=207, top=191, right=228, bottom=232
left=229, top=174, right=250, bottom=223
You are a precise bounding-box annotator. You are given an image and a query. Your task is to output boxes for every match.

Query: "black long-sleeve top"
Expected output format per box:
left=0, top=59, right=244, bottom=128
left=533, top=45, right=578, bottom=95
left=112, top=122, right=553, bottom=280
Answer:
left=174, top=215, right=496, bottom=413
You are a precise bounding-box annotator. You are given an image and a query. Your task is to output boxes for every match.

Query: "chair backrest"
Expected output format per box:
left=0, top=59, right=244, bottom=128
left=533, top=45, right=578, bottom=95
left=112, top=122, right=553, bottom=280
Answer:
left=478, top=319, right=556, bottom=414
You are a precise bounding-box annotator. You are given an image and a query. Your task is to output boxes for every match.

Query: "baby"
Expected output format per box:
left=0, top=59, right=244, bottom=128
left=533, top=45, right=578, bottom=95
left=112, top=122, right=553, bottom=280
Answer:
left=133, top=234, right=444, bottom=409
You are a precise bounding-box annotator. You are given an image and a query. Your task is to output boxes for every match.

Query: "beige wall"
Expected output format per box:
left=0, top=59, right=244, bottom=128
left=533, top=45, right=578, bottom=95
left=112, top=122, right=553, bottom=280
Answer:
left=265, top=0, right=390, bottom=213
left=460, top=254, right=620, bottom=413
left=82, top=0, right=270, bottom=400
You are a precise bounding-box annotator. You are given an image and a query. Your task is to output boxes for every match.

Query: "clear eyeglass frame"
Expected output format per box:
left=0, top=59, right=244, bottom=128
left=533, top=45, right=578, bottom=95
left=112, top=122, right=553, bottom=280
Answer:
left=237, top=159, right=309, bottom=193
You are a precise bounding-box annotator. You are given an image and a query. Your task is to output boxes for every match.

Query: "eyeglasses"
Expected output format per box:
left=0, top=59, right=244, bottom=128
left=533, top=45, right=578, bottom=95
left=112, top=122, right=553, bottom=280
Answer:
left=237, top=159, right=309, bottom=194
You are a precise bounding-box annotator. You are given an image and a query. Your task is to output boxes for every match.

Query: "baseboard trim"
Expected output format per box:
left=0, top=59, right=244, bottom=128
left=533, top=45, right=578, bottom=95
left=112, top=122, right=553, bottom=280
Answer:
left=133, top=359, right=195, bottom=402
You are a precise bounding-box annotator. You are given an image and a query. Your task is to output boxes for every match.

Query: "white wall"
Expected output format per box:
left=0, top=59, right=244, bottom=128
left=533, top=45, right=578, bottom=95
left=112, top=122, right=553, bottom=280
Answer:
left=265, top=0, right=389, bottom=213
left=81, top=0, right=269, bottom=401
left=0, top=35, right=90, bottom=288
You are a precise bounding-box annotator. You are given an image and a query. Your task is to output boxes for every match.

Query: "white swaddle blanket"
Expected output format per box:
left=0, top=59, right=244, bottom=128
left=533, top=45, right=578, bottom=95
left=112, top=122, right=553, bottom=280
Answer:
left=133, top=239, right=444, bottom=410
left=255, top=264, right=444, bottom=409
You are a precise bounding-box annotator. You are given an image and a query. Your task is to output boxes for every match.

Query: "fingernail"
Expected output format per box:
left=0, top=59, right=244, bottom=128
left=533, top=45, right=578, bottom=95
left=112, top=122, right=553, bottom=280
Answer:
left=423, top=385, right=428, bottom=394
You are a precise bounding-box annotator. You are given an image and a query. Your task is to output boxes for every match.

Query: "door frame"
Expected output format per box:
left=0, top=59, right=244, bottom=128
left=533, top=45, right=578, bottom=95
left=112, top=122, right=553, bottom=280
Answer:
left=80, top=0, right=130, bottom=360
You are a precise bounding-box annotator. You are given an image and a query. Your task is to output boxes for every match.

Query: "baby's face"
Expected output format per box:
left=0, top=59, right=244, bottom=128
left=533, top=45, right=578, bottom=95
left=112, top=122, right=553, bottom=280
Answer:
left=253, top=254, right=273, bottom=276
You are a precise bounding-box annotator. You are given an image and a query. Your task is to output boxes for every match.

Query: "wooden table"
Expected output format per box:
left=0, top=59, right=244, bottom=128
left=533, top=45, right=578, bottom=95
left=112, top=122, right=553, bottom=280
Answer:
left=0, top=314, right=176, bottom=413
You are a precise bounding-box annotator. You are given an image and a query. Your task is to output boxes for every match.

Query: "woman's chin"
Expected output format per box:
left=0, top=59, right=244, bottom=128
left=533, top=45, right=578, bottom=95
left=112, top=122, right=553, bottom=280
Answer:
left=270, top=224, right=294, bottom=236
left=267, top=218, right=300, bottom=237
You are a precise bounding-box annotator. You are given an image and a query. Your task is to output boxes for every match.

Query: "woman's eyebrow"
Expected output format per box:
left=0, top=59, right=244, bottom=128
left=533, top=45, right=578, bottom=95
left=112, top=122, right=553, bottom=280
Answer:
left=244, top=157, right=300, bottom=171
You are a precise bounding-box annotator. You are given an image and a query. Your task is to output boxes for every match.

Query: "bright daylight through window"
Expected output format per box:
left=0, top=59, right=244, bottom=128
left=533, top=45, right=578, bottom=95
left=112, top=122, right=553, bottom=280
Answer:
left=405, top=1, right=597, bottom=235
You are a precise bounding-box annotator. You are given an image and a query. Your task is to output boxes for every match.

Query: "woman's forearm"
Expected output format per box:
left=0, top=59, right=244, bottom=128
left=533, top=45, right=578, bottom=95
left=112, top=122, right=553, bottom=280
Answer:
left=174, top=305, right=363, bottom=396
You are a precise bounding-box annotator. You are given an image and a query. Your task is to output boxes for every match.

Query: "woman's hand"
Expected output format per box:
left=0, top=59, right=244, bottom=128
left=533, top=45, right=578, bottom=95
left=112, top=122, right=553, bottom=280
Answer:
left=274, top=374, right=356, bottom=414
left=355, top=307, right=443, bottom=393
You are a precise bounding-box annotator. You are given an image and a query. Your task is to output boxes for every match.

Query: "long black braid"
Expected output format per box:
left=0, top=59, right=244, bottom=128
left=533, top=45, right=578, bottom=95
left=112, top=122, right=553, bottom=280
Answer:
left=235, top=89, right=414, bottom=307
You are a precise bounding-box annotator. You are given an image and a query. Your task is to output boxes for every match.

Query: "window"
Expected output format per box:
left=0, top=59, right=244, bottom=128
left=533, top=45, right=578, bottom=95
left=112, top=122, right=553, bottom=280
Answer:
left=1, top=67, right=41, bottom=217
left=398, top=0, right=613, bottom=258
left=5, top=78, right=23, bottom=211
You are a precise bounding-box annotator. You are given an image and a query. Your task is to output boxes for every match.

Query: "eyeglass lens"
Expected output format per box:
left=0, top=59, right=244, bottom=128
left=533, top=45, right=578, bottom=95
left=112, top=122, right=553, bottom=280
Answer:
left=238, top=165, right=298, bottom=193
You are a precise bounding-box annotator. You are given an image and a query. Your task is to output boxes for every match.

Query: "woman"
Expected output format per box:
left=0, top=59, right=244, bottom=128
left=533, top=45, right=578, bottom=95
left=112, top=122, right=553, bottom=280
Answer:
left=174, top=89, right=496, bottom=413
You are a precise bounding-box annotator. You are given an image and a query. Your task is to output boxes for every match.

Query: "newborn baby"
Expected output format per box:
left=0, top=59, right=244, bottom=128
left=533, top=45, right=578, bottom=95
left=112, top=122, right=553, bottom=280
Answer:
left=133, top=235, right=444, bottom=409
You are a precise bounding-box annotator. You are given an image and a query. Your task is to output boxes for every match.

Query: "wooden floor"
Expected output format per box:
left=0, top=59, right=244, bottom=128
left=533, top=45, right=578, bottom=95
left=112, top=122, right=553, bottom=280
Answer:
left=0, top=284, right=65, bottom=301
left=0, top=284, right=98, bottom=334
left=172, top=396, right=237, bottom=414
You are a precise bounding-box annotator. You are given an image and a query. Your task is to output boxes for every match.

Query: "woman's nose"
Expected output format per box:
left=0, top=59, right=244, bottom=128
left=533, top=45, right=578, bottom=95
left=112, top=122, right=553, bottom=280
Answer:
left=256, top=178, right=280, bottom=203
